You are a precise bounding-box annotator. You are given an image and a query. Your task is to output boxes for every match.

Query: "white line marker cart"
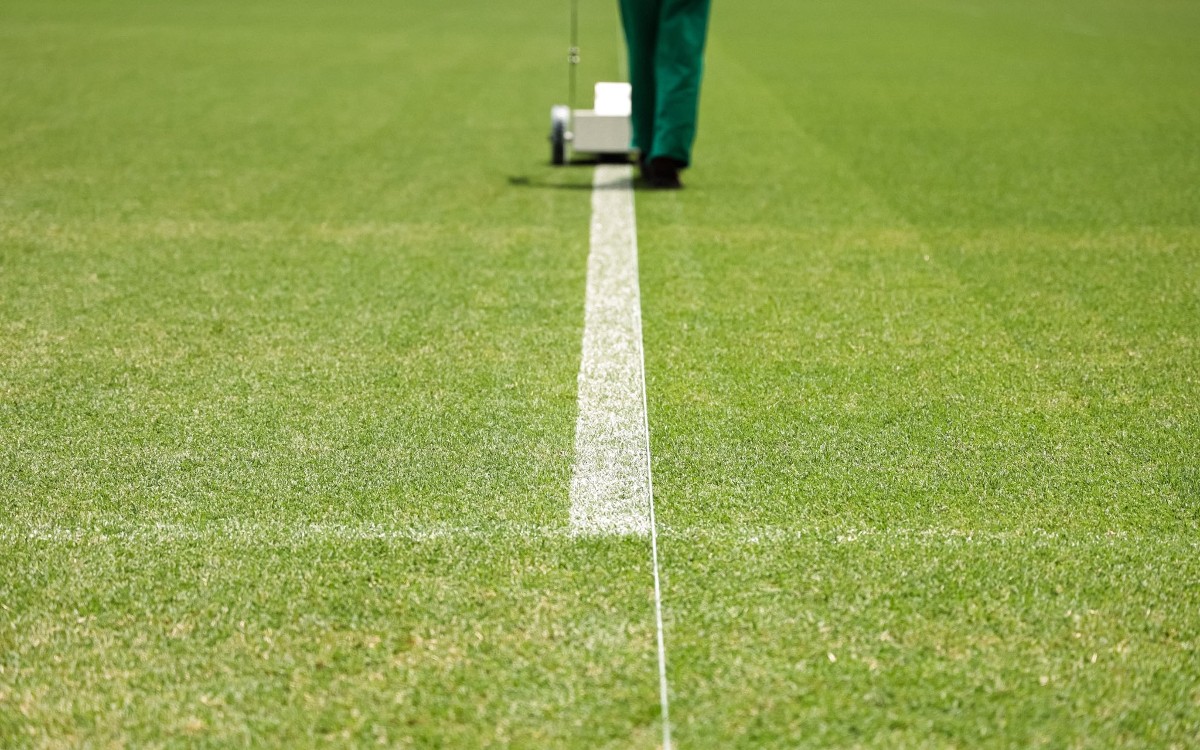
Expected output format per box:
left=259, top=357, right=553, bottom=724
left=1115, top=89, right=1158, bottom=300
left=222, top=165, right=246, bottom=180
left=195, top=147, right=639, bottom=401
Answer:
left=549, top=0, right=633, bottom=165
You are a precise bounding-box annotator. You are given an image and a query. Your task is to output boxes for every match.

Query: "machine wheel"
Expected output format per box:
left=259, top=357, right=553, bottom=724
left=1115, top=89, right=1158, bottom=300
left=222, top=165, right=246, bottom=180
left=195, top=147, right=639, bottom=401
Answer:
left=550, top=105, right=570, bottom=165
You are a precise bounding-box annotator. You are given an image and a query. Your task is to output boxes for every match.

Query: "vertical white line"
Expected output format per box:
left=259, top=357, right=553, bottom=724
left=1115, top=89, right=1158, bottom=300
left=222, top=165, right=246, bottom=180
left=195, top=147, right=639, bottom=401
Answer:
left=570, top=163, right=672, bottom=748
left=570, top=164, right=650, bottom=536
left=636, top=263, right=673, bottom=750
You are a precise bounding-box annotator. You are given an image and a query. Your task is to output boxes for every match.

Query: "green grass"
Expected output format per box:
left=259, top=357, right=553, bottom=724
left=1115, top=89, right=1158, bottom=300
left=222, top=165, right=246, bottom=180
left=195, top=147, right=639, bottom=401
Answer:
left=3, top=0, right=1199, bottom=747
left=3, top=532, right=663, bottom=747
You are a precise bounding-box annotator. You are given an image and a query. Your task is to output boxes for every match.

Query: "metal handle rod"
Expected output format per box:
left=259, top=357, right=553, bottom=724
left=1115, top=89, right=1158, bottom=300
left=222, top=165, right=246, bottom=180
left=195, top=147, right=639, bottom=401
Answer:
left=568, top=0, right=580, bottom=111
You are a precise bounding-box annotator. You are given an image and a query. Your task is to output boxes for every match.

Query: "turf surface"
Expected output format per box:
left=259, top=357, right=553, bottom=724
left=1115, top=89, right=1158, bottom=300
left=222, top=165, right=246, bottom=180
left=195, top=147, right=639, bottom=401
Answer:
left=2, top=0, right=1199, bottom=747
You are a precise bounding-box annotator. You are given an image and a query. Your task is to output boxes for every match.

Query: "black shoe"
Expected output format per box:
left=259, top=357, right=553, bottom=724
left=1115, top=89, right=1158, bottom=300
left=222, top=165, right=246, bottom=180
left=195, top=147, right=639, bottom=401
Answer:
left=643, top=157, right=684, bottom=190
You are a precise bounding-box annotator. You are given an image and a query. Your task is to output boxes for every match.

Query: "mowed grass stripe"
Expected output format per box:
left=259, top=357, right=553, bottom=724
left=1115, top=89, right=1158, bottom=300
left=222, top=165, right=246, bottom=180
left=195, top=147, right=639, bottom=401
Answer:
left=638, top=1, right=1200, bottom=745
left=0, top=1, right=668, bottom=745
left=1, top=533, right=667, bottom=747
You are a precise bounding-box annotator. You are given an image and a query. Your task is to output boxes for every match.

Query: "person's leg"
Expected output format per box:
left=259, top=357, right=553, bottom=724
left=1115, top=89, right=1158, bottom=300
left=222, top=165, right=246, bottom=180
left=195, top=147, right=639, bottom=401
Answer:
left=650, top=0, right=711, bottom=167
left=619, top=0, right=660, bottom=159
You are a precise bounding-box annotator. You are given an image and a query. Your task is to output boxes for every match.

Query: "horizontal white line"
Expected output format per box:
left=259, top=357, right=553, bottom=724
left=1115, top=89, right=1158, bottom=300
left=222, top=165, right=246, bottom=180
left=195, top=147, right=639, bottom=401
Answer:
left=1, top=522, right=527, bottom=544
left=1, top=523, right=1185, bottom=547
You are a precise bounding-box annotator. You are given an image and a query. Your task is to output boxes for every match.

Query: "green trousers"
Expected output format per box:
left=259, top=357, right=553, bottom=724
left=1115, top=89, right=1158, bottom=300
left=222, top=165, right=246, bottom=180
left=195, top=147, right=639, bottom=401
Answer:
left=618, top=0, right=712, bottom=167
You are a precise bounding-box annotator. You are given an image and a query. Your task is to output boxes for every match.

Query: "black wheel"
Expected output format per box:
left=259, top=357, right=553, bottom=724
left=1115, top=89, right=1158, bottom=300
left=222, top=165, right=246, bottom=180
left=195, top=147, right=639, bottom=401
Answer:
left=550, top=121, right=565, bottom=165
left=550, top=105, right=569, bottom=165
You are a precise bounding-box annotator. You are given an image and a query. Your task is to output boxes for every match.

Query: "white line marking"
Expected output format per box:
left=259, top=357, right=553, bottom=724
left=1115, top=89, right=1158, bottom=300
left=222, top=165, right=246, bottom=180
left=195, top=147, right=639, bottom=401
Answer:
left=640, top=267, right=673, bottom=750
left=570, top=164, right=651, bottom=536
left=7, top=523, right=1187, bottom=549
left=569, top=163, right=672, bottom=749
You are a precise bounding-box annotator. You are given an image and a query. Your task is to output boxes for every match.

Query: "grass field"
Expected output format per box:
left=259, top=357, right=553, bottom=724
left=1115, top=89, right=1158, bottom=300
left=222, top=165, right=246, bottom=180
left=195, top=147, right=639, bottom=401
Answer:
left=2, top=0, right=1199, bottom=747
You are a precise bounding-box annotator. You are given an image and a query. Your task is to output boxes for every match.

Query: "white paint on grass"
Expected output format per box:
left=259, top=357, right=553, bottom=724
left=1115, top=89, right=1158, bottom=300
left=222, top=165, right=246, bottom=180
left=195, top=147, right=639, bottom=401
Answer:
left=569, top=163, right=672, bottom=750
left=569, top=164, right=652, bottom=536
left=4, top=521, right=552, bottom=545
left=9, top=523, right=1180, bottom=549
